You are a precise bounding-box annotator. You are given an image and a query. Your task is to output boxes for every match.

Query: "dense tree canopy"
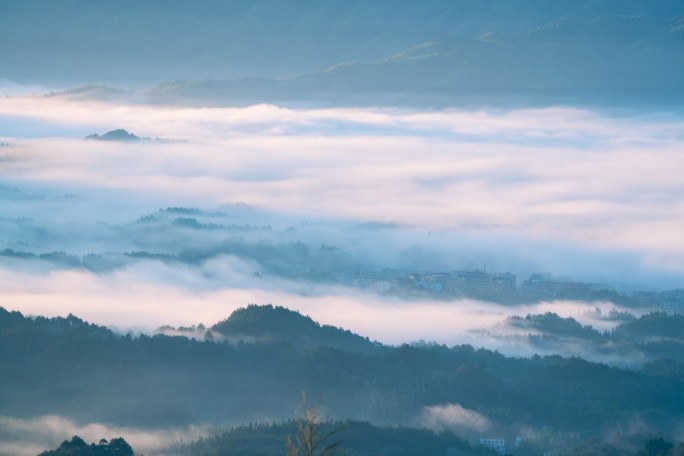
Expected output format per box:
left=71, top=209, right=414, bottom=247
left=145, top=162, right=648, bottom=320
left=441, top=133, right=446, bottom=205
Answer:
left=38, top=436, right=134, bottom=456
left=0, top=305, right=682, bottom=455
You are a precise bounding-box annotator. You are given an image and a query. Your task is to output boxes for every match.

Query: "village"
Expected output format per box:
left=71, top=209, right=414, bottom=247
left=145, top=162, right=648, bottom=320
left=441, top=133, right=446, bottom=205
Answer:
left=290, top=265, right=684, bottom=311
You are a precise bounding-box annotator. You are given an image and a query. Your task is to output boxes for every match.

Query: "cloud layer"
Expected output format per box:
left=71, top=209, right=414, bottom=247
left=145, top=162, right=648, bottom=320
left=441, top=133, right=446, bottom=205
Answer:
left=0, top=259, right=641, bottom=348
left=1, top=94, right=683, bottom=344
left=2, top=98, right=682, bottom=263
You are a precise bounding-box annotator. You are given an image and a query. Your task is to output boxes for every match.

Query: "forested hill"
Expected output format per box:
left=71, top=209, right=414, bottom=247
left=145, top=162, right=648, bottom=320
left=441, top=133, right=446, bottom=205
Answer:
left=38, top=436, right=134, bottom=456
left=614, top=312, right=684, bottom=340
left=211, top=304, right=380, bottom=353
left=173, top=424, right=684, bottom=456
left=173, top=420, right=498, bottom=456
left=2, top=304, right=684, bottom=446
left=498, top=312, right=684, bottom=368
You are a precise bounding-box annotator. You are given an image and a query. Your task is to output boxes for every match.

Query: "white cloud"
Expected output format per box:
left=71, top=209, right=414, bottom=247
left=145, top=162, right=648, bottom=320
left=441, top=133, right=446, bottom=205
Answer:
left=422, top=403, right=490, bottom=433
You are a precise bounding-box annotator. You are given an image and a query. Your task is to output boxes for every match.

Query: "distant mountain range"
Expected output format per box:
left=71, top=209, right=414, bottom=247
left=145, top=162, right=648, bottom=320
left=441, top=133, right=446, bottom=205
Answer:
left=2, top=0, right=682, bottom=107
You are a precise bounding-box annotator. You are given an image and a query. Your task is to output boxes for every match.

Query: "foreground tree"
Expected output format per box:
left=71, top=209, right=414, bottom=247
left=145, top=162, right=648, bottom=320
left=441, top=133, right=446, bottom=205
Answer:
left=286, top=396, right=343, bottom=456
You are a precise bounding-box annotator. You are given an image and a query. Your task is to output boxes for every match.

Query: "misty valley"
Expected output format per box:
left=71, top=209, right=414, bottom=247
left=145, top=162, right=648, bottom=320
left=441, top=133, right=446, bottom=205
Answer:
left=2, top=1, right=684, bottom=455
left=2, top=104, right=684, bottom=456
left=2, top=202, right=683, bottom=306
left=2, top=200, right=684, bottom=456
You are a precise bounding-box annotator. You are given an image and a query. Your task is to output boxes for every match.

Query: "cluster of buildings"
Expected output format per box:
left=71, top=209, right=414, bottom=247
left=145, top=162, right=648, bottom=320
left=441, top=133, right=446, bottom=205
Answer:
left=329, top=267, right=684, bottom=310
left=336, top=268, right=517, bottom=301
left=479, top=437, right=523, bottom=455
left=519, top=273, right=608, bottom=300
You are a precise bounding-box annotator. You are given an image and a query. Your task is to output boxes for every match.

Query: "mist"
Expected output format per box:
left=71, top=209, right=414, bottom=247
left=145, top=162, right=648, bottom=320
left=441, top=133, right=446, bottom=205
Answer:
left=1, top=94, right=684, bottom=347
left=0, top=257, right=647, bottom=350
left=2, top=3, right=684, bottom=455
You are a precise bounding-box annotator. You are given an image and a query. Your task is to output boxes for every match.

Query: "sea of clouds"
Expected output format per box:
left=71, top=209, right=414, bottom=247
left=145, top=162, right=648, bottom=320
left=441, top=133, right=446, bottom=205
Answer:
left=1, top=94, right=683, bottom=344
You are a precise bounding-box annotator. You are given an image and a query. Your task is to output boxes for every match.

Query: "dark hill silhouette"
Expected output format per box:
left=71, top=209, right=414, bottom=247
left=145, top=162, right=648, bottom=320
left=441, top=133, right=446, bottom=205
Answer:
left=211, top=304, right=380, bottom=353
left=613, top=312, right=684, bottom=340
left=507, top=312, right=604, bottom=340
left=0, top=306, right=116, bottom=340
left=39, top=436, right=134, bottom=456
left=1, top=305, right=684, bottom=436
left=85, top=129, right=141, bottom=142
left=171, top=419, right=495, bottom=456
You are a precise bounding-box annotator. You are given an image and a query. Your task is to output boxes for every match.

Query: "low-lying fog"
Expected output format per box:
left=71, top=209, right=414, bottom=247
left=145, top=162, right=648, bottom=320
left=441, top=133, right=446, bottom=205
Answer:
left=1, top=93, right=683, bottom=346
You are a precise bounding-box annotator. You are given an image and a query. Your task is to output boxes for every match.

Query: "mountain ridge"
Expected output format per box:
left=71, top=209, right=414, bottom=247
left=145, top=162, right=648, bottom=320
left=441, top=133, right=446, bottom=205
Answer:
left=3, top=0, right=682, bottom=108
left=1, top=305, right=683, bottom=439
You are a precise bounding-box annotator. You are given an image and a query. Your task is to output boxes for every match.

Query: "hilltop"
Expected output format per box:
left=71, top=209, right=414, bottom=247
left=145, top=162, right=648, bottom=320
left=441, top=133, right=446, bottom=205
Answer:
left=84, top=129, right=142, bottom=142
left=211, top=304, right=380, bottom=353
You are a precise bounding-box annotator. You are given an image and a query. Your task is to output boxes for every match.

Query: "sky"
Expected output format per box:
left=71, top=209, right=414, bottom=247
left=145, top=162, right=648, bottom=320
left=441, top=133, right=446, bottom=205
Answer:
left=1, top=93, right=683, bottom=344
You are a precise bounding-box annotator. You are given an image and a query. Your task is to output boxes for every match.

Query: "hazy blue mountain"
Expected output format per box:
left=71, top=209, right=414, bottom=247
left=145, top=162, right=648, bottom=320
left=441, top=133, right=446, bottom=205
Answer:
left=146, top=13, right=684, bottom=108
left=2, top=0, right=682, bottom=107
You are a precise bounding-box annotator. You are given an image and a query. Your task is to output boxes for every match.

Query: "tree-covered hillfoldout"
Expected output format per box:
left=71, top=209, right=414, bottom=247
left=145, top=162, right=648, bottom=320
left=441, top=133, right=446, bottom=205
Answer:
left=1, top=304, right=684, bottom=455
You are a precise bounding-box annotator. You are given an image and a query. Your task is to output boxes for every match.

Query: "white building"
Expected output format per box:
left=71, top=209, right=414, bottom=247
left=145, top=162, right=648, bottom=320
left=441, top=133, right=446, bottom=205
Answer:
left=480, top=438, right=506, bottom=455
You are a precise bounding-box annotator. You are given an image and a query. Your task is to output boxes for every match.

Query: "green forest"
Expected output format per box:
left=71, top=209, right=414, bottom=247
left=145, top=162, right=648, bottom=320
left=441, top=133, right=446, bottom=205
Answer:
left=1, top=305, right=683, bottom=455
